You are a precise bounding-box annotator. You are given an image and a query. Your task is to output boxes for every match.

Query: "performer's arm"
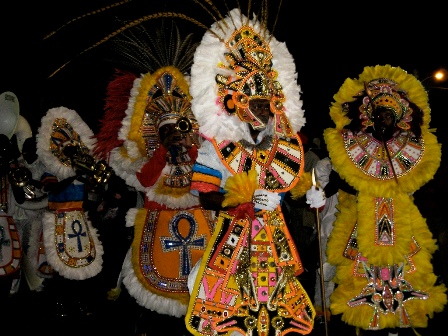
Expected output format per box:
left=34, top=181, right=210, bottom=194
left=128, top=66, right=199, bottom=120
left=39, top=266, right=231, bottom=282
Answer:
left=324, top=170, right=356, bottom=197
left=199, top=191, right=225, bottom=211
left=42, top=174, right=78, bottom=195
left=136, top=146, right=168, bottom=187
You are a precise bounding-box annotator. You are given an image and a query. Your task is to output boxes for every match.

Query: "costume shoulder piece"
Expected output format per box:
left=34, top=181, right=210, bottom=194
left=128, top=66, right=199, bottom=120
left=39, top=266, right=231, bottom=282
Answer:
left=190, top=8, right=305, bottom=143
left=36, top=106, right=96, bottom=180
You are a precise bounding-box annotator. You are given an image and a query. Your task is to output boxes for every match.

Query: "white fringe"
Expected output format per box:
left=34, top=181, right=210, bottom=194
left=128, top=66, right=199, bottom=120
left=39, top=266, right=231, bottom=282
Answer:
left=121, top=247, right=187, bottom=317
left=42, top=210, right=103, bottom=280
left=143, top=164, right=200, bottom=209
left=125, top=208, right=138, bottom=228
left=145, top=187, right=199, bottom=209
left=118, top=77, right=142, bottom=145
left=109, top=147, right=146, bottom=192
left=190, top=8, right=305, bottom=143
left=36, top=107, right=96, bottom=180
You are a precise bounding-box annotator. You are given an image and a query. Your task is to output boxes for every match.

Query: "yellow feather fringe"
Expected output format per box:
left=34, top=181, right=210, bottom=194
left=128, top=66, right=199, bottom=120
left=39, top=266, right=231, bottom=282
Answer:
left=329, top=64, right=431, bottom=132
left=289, top=171, right=312, bottom=200
left=222, top=170, right=259, bottom=207
left=130, top=66, right=192, bottom=157
left=324, top=128, right=441, bottom=197
left=325, top=64, right=446, bottom=329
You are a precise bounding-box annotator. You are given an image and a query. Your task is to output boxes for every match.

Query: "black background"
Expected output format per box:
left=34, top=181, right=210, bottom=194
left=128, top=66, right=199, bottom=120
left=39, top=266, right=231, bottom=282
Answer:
left=2, top=0, right=448, bottom=148
left=1, top=2, right=448, bottom=334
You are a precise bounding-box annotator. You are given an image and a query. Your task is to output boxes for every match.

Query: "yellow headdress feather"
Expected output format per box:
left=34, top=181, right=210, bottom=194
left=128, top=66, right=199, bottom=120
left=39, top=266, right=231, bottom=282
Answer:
left=330, top=64, right=430, bottom=131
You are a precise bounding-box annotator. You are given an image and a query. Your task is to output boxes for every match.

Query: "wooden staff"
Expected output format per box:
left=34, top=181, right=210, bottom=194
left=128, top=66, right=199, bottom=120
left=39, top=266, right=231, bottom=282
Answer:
left=312, top=168, right=329, bottom=336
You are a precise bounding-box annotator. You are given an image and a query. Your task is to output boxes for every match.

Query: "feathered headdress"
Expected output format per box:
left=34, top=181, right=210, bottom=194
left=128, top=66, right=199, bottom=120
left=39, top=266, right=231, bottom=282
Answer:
left=43, top=1, right=301, bottom=149
left=325, top=64, right=441, bottom=193
left=36, top=106, right=96, bottom=180
left=92, top=21, right=199, bottom=191
left=361, top=78, right=413, bottom=131
left=330, top=64, right=430, bottom=133
left=190, top=7, right=304, bottom=143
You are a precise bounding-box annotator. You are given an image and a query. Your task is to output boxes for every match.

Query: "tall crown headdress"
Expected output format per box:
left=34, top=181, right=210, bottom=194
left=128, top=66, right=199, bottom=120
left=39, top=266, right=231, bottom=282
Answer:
left=118, top=65, right=199, bottom=161
left=331, top=64, right=430, bottom=132
left=360, top=78, right=413, bottom=131
left=190, top=7, right=304, bottom=143
left=92, top=21, right=199, bottom=191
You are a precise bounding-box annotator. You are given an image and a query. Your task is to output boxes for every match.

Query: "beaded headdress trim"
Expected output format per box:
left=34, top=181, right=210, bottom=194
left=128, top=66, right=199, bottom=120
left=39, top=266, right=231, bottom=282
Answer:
left=360, top=78, right=413, bottom=131
left=36, top=106, right=96, bottom=180
left=190, top=8, right=304, bottom=143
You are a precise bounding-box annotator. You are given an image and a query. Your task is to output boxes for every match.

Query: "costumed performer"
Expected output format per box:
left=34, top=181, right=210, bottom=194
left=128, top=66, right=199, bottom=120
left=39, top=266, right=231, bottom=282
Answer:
left=323, top=64, right=447, bottom=334
left=0, top=91, right=38, bottom=298
left=92, top=22, right=215, bottom=326
left=309, top=155, right=355, bottom=324
left=18, top=135, right=53, bottom=292
left=185, top=7, right=321, bottom=336
left=36, top=106, right=108, bottom=317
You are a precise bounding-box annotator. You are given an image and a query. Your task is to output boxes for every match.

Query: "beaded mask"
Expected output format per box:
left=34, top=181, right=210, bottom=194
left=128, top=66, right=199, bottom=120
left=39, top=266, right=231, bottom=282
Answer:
left=50, top=118, right=90, bottom=167
left=216, top=25, right=286, bottom=131
left=37, top=106, right=96, bottom=181
left=359, top=78, right=413, bottom=131
left=190, top=8, right=304, bottom=143
left=136, top=67, right=199, bottom=158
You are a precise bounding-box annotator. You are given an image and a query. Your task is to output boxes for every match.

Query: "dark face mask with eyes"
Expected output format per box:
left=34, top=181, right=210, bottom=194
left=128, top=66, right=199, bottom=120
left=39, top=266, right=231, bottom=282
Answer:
left=372, top=107, right=396, bottom=142
left=248, top=98, right=272, bottom=131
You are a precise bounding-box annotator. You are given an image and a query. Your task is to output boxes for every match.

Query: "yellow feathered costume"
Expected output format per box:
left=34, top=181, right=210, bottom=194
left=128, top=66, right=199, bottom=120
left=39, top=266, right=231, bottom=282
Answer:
left=325, top=64, right=447, bottom=330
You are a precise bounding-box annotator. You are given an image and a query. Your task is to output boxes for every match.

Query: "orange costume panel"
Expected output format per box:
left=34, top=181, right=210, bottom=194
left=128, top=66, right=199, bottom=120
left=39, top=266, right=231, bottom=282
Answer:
left=131, top=207, right=215, bottom=304
left=186, top=209, right=315, bottom=336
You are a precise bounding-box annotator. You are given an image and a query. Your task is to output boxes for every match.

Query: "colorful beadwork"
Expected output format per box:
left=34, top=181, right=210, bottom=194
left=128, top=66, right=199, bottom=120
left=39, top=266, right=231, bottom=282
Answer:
left=54, top=208, right=96, bottom=267
left=214, top=135, right=303, bottom=191
left=343, top=129, right=424, bottom=180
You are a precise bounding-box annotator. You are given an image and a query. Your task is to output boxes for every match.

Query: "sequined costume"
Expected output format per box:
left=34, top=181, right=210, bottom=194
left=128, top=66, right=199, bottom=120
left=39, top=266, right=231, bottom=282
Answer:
left=187, top=136, right=315, bottom=335
left=36, top=107, right=104, bottom=280
left=1, top=92, right=42, bottom=295
left=185, top=8, right=315, bottom=336
left=325, top=64, right=447, bottom=330
left=95, top=62, right=215, bottom=317
left=120, top=131, right=215, bottom=317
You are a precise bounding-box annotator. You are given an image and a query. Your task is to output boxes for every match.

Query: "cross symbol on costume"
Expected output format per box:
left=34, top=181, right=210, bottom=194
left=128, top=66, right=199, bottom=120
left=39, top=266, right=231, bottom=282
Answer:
left=68, top=219, right=87, bottom=252
left=160, top=211, right=206, bottom=277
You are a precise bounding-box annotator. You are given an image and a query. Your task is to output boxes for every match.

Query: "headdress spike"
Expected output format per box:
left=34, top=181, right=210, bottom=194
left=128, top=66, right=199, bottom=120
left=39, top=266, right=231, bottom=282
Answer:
left=43, top=0, right=132, bottom=40
left=47, top=12, right=210, bottom=78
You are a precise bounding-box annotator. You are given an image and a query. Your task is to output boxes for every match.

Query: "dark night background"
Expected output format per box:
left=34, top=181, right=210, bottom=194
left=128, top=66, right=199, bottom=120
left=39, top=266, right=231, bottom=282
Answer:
left=1, top=1, right=448, bottom=335
left=2, top=1, right=448, bottom=147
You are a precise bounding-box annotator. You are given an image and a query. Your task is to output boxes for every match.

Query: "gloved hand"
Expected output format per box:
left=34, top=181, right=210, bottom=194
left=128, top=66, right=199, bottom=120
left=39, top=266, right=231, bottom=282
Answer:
left=107, top=287, right=121, bottom=301
left=306, top=186, right=326, bottom=209
left=253, top=189, right=281, bottom=211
